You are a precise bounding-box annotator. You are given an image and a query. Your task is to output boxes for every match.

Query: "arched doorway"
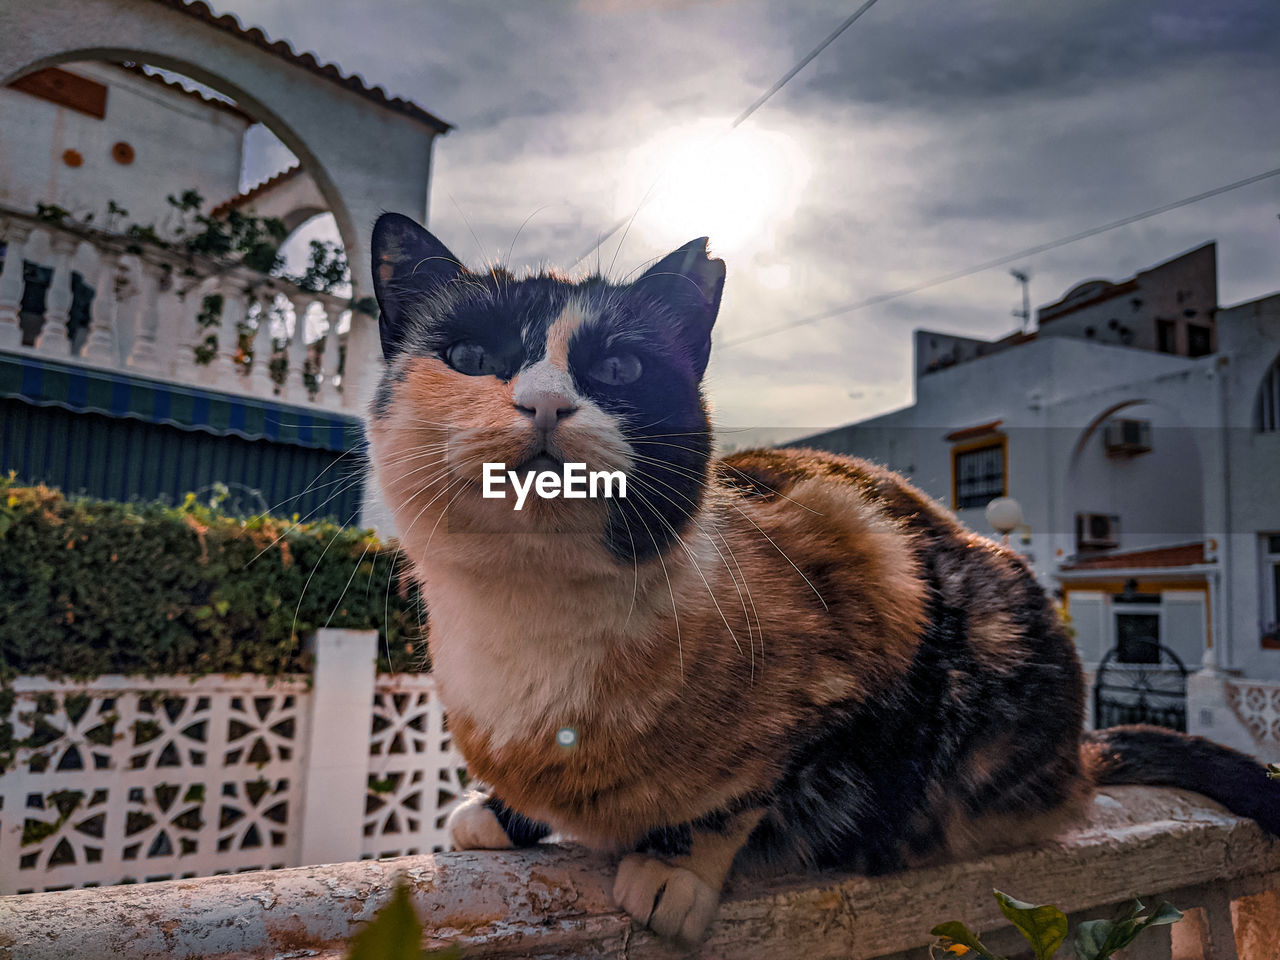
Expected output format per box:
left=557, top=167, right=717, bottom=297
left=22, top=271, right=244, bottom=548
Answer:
left=2, top=0, right=449, bottom=407
left=3, top=48, right=362, bottom=278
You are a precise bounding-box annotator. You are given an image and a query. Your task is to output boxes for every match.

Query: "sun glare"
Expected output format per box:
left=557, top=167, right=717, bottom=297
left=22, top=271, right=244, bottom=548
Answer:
left=616, top=120, right=810, bottom=256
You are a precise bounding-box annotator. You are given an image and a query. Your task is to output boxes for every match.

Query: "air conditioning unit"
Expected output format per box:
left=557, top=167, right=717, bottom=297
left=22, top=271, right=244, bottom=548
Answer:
left=1076, top=513, right=1120, bottom=550
left=1104, top=418, right=1152, bottom=457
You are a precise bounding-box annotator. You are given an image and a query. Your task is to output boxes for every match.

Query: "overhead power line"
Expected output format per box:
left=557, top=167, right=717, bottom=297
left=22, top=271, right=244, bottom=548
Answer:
left=728, top=0, right=882, bottom=130
left=572, top=0, right=883, bottom=268
left=718, top=165, right=1280, bottom=351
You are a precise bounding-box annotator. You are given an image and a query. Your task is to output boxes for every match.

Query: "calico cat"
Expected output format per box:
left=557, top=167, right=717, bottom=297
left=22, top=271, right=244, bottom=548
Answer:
left=366, top=212, right=1278, bottom=944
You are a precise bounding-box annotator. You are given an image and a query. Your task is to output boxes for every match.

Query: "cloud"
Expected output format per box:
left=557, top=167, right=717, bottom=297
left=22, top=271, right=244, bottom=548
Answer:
left=217, top=0, right=1280, bottom=434
left=777, top=0, right=1280, bottom=112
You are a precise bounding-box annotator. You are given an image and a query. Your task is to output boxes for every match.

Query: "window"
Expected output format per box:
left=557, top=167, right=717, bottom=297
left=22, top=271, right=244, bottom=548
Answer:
left=1264, top=535, right=1280, bottom=639
left=1156, top=318, right=1176, bottom=354
left=9, top=67, right=108, bottom=119
left=1257, top=355, right=1280, bottom=433
left=1076, top=512, right=1120, bottom=551
left=1186, top=323, right=1212, bottom=358
left=1103, top=418, right=1152, bottom=457
left=1115, top=611, right=1161, bottom=664
left=952, top=439, right=1006, bottom=509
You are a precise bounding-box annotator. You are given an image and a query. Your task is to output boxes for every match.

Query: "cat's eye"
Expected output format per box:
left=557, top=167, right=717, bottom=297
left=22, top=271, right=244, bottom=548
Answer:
left=587, top=353, right=642, bottom=386
left=444, top=341, right=502, bottom=377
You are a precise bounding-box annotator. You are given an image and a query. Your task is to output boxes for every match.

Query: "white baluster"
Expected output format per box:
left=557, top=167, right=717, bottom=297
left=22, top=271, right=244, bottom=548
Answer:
left=196, top=282, right=243, bottom=390
left=127, top=261, right=163, bottom=371
left=214, top=286, right=247, bottom=391
left=81, top=248, right=122, bottom=366
left=250, top=293, right=277, bottom=397
left=0, top=219, right=34, bottom=350
left=184, top=278, right=216, bottom=379
left=156, top=268, right=187, bottom=377
left=287, top=295, right=312, bottom=403
left=319, top=302, right=345, bottom=405
left=35, top=233, right=79, bottom=357
left=340, top=309, right=376, bottom=410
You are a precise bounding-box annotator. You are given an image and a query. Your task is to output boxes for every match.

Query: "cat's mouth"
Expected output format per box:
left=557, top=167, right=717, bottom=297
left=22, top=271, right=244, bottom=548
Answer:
left=510, top=451, right=564, bottom=476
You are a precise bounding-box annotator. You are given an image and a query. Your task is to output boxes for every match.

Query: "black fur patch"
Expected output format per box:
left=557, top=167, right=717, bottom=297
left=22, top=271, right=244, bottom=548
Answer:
left=636, top=823, right=692, bottom=858
left=484, top=794, right=551, bottom=847
left=746, top=537, right=1083, bottom=873
left=378, top=269, right=715, bottom=565
left=1087, top=725, right=1280, bottom=835
left=371, top=360, right=407, bottom=420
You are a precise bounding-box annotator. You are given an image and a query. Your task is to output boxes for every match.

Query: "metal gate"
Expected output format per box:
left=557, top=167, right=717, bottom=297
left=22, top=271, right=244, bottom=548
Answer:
left=1093, top=638, right=1189, bottom=731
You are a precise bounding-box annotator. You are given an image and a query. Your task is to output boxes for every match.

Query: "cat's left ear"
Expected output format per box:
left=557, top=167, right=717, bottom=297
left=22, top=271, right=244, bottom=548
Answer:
left=633, top=237, right=725, bottom=379
left=371, top=212, right=464, bottom=358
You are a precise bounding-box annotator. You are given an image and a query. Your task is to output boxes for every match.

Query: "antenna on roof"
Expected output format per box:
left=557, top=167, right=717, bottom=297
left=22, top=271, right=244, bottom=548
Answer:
left=1010, top=268, right=1032, bottom=331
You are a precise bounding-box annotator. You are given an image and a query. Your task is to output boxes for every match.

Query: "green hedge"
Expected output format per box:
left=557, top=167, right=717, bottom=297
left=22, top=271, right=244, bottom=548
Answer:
left=0, top=481, right=426, bottom=682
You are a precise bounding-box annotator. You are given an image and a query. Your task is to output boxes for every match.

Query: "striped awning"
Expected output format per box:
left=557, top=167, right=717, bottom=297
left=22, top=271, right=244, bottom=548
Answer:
left=0, top=352, right=364, bottom=452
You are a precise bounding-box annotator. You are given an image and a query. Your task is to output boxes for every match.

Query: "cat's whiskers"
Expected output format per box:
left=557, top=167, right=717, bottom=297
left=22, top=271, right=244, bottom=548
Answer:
left=244, top=448, right=359, bottom=523
left=418, top=469, right=482, bottom=555
left=624, top=482, right=743, bottom=659
left=613, top=493, right=684, bottom=680
left=290, top=499, right=370, bottom=647
left=625, top=474, right=757, bottom=672
left=624, top=450, right=828, bottom=611
left=246, top=469, right=371, bottom=567
left=376, top=444, right=456, bottom=473
left=505, top=205, right=556, bottom=273
left=324, top=535, right=376, bottom=631
left=631, top=439, right=823, bottom=515
left=381, top=454, right=486, bottom=629
left=622, top=467, right=763, bottom=675
left=619, top=504, right=641, bottom=629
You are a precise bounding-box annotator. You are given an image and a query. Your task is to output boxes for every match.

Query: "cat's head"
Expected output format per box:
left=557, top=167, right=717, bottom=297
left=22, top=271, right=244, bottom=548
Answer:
left=366, top=212, right=724, bottom=566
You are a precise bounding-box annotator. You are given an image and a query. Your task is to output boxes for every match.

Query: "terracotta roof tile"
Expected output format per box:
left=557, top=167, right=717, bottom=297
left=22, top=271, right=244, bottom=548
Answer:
left=210, top=164, right=303, bottom=217
left=145, top=0, right=451, bottom=133
left=1060, top=542, right=1208, bottom=571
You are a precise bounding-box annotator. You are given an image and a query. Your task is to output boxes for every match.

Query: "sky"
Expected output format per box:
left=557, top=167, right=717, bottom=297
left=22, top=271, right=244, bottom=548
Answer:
left=218, top=0, right=1280, bottom=440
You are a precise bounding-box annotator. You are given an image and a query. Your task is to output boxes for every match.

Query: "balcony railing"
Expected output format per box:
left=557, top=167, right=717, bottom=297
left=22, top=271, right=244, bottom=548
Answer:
left=0, top=786, right=1276, bottom=959
left=0, top=206, right=371, bottom=414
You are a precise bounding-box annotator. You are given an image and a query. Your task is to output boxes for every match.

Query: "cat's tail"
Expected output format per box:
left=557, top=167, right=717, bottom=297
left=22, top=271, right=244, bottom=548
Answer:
left=1082, top=724, right=1280, bottom=835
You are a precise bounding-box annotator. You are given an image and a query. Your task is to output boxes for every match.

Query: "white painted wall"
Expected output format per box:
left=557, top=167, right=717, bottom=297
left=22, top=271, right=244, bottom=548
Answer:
left=0, top=62, right=248, bottom=224
left=797, top=278, right=1280, bottom=679
left=1064, top=401, right=1204, bottom=555
left=1217, top=293, right=1280, bottom=680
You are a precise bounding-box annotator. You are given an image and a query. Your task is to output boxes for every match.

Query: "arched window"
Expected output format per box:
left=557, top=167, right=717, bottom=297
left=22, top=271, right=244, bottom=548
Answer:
left=1257, top=354, right=1280, bottom=433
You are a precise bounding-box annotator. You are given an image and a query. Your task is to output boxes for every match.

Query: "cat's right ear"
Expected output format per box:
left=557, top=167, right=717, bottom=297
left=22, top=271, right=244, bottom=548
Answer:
left=371, top=213, right=463, bottom=358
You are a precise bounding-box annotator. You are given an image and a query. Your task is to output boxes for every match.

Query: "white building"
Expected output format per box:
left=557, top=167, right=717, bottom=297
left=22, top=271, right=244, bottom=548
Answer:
left=0, top=0, right=450, bottom=523
left=0, top=61, right=252, bottom=231
left=796, top=242, right=1280, bottom=683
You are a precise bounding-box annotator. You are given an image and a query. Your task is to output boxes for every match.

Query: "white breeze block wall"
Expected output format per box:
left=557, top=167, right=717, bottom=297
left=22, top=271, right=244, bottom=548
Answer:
left=0, top=630, right=466, bottom=895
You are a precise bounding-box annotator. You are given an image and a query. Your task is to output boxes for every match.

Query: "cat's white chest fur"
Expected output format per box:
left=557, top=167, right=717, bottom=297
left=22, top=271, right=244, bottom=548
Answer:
left=424, top=568, right=622, bottom=749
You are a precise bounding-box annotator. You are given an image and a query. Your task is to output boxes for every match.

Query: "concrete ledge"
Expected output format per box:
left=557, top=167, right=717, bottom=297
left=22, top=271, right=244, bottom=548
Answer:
left=1, top=787, right=1277, bottom=960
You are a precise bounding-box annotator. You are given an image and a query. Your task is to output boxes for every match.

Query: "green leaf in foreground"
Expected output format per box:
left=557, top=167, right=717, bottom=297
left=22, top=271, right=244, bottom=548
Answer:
left=347, top=879, right=462, bottom=960
left=929, top=920, right=1003, bottom=959
left=994, top=890, right=1068, bottom=960
left=1072, top=898, right=1182, bottom=960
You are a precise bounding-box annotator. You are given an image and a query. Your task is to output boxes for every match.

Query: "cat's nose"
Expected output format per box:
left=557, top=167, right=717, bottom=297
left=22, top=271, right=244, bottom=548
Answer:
left=513, top=361, right=579, bottom=431
left=514, top=390, right=578, bottom=431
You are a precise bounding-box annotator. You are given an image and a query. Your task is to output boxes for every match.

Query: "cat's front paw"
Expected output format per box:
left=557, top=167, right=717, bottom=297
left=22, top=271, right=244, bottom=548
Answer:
left=613, top=853, right=720, bottom=944
left=446, top=793, right=513, bottom=850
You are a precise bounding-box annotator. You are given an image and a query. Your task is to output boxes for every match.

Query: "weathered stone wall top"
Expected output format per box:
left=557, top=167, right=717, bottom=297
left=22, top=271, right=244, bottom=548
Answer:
left=1, top=786, right=1277, bottom=960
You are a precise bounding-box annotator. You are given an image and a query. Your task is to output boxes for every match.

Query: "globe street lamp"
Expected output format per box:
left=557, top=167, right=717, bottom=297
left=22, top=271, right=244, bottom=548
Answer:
left=985, top=496, right=1024, bottom=546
